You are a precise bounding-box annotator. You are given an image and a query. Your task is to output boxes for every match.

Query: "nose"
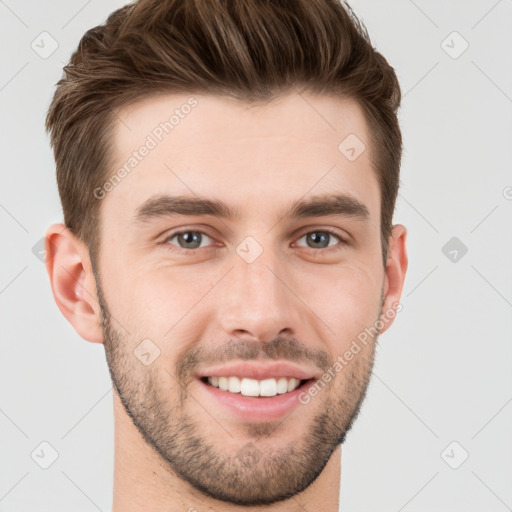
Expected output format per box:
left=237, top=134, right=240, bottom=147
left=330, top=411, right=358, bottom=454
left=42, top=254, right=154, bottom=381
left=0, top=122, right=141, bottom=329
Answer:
left=217, top=249, right=302, bottom=343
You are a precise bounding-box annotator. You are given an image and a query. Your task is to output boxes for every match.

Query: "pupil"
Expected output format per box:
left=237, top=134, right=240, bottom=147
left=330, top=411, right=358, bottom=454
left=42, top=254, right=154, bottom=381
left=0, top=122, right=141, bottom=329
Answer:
left=309, top=232, right=328, bottom=248
left=180, top=232, right=200, bottom=248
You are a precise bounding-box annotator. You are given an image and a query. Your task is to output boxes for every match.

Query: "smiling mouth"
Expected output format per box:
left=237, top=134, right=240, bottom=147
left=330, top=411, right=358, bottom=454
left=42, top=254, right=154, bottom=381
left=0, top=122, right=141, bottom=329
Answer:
left=199, top=376, right=313, bottom=398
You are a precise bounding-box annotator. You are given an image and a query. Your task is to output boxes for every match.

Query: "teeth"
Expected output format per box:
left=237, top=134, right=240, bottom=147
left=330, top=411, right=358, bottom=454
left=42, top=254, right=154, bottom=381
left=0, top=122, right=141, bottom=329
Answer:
left=206, top=376, right=302, bottom=397
left=276, top=377, right=288, bottom=394
left=218, top=377, right=229, bottom=391
left=287, top=378, right=298, bottom=392
left=240, top=378, right=259, bottom=396
left=259, top=378, right=276, bottom=396
left=228, top=376, right=241, bottom=393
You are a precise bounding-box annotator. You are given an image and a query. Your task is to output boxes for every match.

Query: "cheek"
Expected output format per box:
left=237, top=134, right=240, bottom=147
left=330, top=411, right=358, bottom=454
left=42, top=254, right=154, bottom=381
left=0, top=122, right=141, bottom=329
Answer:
left=307, top=262, right=383, bottom=341
left=103, top=260, right=217, bottom=338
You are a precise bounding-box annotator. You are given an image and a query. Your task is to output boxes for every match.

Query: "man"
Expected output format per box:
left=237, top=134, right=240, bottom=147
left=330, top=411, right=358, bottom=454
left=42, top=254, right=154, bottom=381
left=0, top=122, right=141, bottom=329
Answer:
left=44, top=0, right=407, bottom=510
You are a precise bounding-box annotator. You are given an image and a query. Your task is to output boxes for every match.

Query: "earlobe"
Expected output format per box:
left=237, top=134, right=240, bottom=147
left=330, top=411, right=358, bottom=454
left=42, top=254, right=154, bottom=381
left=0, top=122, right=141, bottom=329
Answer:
left=45, top=223, right=104, bottom=344
left=379, top=224, right=408, bottom=334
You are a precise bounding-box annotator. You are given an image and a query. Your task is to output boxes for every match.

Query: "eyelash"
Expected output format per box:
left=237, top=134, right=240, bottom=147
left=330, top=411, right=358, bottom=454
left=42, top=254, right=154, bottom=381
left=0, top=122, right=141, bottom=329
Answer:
left=161, top=228, right=348, bottom=255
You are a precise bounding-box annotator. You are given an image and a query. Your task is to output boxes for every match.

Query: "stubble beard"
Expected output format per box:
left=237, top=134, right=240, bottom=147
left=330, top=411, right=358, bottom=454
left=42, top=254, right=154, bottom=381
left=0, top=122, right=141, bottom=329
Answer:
left=96, top=275, right=380, bottom=506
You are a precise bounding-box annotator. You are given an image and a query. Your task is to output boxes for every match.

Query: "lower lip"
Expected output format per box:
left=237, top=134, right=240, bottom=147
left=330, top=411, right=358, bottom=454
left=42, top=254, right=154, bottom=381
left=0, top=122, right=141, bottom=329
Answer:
left=197, top=378, right=315, bottom=423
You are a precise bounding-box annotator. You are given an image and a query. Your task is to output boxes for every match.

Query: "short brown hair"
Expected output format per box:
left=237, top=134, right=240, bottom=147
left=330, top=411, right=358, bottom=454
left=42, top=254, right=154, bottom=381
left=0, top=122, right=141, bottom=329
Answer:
left=46, top=0, right=402, bottom=265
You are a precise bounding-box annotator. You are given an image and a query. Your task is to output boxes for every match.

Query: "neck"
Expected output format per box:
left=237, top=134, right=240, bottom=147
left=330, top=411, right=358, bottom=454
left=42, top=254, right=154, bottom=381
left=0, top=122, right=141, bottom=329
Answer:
left=110, top=393, right=342, bottom=512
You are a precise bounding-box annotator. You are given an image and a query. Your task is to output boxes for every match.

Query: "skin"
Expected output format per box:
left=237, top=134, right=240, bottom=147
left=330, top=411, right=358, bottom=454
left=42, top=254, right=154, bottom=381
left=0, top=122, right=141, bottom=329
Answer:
left=45, top=91, right=407, bottom=512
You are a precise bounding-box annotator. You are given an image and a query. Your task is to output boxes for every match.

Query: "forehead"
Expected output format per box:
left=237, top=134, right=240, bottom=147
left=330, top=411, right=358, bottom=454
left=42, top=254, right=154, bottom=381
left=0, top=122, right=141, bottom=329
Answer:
left=105, top=92, right=380, bottom=225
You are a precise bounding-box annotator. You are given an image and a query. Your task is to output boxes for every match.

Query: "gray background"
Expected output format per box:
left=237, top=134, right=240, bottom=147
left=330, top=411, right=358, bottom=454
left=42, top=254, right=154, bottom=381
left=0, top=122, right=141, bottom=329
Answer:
left=1, top=0, right=511, bottom=510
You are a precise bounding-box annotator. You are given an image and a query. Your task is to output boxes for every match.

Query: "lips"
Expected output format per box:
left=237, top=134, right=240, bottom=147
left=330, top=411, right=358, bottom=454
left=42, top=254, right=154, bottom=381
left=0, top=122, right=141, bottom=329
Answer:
left=195, top=361, right=320, bottom=381
left=197, top=376, right=317, bottom=422
left=195, top=361, right=321, bottom=423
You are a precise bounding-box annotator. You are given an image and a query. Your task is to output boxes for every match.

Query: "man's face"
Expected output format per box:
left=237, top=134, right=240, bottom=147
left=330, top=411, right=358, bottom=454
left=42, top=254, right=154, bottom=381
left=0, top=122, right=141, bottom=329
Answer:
left=95, top=92, right=391, bottom=505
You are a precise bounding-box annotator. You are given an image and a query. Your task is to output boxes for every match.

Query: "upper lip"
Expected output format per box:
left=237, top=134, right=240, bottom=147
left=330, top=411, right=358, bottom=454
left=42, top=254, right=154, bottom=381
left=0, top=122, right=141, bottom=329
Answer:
left=196, top=361, right=320, bottom=381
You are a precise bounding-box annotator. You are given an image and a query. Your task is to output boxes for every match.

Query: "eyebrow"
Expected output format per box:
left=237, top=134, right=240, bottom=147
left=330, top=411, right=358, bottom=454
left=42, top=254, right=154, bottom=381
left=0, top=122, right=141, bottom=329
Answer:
left=134, top=192, right=370, bottom=224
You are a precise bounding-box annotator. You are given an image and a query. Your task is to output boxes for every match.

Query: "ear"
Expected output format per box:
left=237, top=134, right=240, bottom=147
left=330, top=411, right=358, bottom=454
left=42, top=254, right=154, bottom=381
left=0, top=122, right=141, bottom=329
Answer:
left=379, top=224, right=408, bottom=335
left=45, top=223, right=104, bottom=344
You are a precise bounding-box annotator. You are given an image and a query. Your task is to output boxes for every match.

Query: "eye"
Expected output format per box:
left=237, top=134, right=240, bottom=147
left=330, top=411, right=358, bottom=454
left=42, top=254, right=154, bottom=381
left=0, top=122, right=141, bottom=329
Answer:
left=161, top=228, right=347, bottom=254
left=164, top=230, right=215, bottom=251
left=294, top=229, right=346, bottom=251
